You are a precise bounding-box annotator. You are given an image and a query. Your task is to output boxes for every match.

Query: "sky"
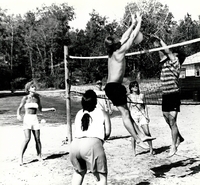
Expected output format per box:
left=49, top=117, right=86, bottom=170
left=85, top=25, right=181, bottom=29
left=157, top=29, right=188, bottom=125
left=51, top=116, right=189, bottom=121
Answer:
left=0, top=0, right=199, bottom=29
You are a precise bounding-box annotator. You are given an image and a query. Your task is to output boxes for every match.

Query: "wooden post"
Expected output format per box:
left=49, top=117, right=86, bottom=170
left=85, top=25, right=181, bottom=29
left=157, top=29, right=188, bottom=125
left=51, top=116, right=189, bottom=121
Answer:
left=64, top=46, right=72, bottom=143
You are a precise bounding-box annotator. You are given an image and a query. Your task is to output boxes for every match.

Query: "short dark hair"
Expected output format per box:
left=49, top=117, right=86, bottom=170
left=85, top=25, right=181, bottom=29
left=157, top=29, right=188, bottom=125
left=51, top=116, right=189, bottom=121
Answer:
left=149, top=36, right=160, bottom=44
left=105, top=36, right=121, bottom=56
left=171, top=47, right=187, bottom=64
left=129, top=81, right=140, bottom=94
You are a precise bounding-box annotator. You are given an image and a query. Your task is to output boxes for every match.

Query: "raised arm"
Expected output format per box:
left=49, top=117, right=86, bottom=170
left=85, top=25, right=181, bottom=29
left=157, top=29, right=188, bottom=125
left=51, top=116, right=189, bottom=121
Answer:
left=120, top=12, right=142, bottom=51
left=159, top=39, right=175, bottom=61
left=153, top=36, right=175, bottom=62
left=120, top=13, right=137, bottom=45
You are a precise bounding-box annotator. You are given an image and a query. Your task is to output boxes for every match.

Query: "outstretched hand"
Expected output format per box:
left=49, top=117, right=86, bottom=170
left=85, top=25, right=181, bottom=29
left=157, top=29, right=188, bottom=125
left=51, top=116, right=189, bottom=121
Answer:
left=131, top=13, right=137, bottom=26
left=135, top=12, right=142, bottom=22
left=131, top=12, right=142, bottom=26
left=51, top=108, right=56, bottom=112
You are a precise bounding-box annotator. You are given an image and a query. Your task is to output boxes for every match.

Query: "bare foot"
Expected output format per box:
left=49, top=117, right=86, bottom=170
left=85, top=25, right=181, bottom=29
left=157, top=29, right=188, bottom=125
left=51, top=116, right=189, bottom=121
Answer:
left=142, top=136, right=156, bottom=142
left=136, top=141, right=149, bottom=149
left=38, top=158, right=44, bottom=162
left=132, top=151, right=136, bottom=157
left=167, top=147, right=177, bottom=158
left=149, top=149, right=155, bottom=155
left=176, top=136, right=184, bottom=147
left=37, top=155, right=43, bottom=162
left=131, top=141, right=136, bottom=156
left=19, top=158, right=23, bottom=166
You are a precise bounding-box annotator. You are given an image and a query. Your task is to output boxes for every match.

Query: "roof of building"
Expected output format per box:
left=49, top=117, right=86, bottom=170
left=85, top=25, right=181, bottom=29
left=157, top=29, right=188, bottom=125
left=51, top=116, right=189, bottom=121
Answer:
left=182, top=52, right=200, bottom=65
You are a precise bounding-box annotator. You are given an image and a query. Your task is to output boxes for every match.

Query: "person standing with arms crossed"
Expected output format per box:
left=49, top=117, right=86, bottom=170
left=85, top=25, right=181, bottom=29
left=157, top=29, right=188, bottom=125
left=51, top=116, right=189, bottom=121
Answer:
left=104, top=12, right=155, bottom=149
left=152, top=36, right=185, bottom=157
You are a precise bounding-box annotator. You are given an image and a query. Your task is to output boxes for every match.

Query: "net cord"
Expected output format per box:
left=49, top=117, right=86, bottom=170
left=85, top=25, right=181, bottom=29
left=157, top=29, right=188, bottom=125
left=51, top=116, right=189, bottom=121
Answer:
left=69, top=37, right=200, bottom=59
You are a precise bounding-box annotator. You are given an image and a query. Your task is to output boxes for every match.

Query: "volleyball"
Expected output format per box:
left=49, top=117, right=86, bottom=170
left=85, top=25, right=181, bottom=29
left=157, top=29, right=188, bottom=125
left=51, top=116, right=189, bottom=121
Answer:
left=41, top=119, right=46, bottom=124
left=134, top=31, right=143, bottom=44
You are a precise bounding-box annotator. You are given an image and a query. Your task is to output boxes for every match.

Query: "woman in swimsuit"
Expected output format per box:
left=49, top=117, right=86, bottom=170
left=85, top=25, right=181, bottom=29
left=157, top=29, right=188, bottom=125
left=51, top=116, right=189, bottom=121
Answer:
left=17, top=81, right=56, bottom=165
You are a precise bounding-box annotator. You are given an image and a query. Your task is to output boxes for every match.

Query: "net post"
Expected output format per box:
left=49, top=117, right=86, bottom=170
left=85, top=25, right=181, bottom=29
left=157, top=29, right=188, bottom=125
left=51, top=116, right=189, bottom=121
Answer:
left=64, top=46, right=72, bottom=143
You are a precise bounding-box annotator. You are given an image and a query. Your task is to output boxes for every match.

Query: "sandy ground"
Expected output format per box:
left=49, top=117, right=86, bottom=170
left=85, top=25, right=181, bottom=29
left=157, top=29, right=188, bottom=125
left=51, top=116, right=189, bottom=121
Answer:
left=0, top=92, right=200, bottom=185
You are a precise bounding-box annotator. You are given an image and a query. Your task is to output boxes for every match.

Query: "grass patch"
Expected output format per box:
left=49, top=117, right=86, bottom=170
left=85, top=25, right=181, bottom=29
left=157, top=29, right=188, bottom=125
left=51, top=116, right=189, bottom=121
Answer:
left=0, top=92, right=82, bottom=127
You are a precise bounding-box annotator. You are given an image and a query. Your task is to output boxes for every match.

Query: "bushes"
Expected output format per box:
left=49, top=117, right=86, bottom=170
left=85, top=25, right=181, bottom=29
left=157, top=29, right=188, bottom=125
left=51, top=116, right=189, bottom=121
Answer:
left=12, top=77, right=28, bottom=91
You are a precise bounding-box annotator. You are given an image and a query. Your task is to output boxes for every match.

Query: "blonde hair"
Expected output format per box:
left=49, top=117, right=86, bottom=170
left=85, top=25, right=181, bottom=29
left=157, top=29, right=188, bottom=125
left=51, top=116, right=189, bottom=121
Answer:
left=25, top=81, right=35, bottom=93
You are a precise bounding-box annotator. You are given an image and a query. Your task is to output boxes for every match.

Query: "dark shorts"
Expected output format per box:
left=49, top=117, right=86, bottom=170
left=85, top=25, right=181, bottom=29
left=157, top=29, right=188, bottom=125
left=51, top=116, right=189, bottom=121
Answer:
left=104, top=83, right=127, bottom=106
left=162, top=92, right=181, bottom=112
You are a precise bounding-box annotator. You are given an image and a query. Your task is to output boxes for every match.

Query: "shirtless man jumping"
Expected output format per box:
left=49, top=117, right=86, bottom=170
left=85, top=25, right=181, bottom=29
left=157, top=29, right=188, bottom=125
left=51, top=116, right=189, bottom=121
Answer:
left=104, top=12, right=155, bottom=149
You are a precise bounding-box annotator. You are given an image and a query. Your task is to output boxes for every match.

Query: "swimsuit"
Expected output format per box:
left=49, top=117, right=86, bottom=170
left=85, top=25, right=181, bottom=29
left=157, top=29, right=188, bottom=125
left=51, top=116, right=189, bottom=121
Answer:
left=23, top=102, right=40, bottom=130
left=24, top=102, right=38, bottom=109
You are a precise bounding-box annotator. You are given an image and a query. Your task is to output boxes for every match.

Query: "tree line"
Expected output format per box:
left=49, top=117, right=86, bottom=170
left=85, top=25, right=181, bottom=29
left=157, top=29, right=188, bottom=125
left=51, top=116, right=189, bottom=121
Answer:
left=0, top=0, right=200, bottom=91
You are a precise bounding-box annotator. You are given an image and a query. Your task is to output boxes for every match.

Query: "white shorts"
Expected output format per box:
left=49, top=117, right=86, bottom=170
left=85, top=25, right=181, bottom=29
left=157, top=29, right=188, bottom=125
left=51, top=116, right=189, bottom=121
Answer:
left=23, top=114, right=40, bottom=130
left=131, top=114, right=148, bottom=126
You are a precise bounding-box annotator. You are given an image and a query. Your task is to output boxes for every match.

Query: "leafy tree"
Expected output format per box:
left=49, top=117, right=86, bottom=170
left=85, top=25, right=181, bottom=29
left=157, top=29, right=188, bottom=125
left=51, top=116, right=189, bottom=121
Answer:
left=175, top=14, right=200, bottom=55
left=69, top=10, right=109, bottom=84
left=121, top=0, right=177, bottom=79
left=0, top=0, right=200, bottom=90
left=15, top=3, right=74, bottom=88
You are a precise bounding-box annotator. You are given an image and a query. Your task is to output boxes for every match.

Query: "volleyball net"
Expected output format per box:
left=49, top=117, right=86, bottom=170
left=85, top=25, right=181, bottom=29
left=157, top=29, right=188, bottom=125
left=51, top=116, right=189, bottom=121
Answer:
left=44, top=37, right=200, bottom=106
left=38, top=37, right=200, bottom=144
left=66, top=37, right=200, bottom=106
left=70, top=80, right=162, bottom=106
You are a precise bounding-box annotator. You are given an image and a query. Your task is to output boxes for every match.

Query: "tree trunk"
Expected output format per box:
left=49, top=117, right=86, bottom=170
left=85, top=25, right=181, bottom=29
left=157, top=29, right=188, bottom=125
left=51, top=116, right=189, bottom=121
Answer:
left=50, top=51, right=54, bottom=75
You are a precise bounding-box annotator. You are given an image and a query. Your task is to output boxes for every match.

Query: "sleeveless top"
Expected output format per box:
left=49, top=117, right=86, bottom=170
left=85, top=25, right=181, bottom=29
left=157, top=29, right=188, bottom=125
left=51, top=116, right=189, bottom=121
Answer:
left=128, top=93, right=145, bottom=116
left=74, top=108, right=105, bottom=141
left=160, top=56, right=180, bottom=94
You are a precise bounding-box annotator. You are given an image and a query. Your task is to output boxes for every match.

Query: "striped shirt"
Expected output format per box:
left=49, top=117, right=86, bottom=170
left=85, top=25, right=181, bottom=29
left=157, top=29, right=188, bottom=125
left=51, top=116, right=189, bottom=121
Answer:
left=160, top=56, right=180, bottom=94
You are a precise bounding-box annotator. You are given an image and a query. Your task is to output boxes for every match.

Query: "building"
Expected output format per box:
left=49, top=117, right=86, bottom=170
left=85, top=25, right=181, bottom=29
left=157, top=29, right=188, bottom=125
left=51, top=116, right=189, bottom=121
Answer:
left=179, top=52, right=200, bottom=101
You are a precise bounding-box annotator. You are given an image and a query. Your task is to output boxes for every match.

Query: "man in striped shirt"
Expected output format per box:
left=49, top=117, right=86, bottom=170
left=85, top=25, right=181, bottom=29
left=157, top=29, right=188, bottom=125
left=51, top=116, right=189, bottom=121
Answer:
left=153, top=37, right=185, bottom=157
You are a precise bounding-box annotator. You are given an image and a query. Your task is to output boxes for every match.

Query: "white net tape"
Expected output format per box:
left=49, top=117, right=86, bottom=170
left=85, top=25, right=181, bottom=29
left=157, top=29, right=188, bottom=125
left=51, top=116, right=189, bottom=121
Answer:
left=69, top=38, right=200, bottom=59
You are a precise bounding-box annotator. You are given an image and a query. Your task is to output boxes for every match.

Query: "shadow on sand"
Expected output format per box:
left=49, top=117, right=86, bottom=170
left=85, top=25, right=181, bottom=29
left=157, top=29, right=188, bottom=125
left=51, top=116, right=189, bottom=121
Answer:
left=24, top=152, right=69, bottom=165
left=136, top=182, right=150, bottom=185
left=153, top=146, right=170, bottom=155
left=44, top=152, right=69, bottom=160
left=151, top=157, right=200, bottom=178
left=135, top=145, right=170, bottom=156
